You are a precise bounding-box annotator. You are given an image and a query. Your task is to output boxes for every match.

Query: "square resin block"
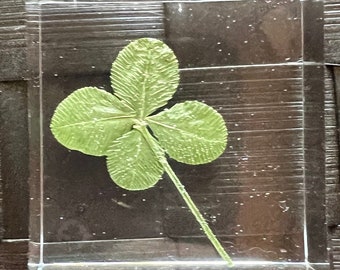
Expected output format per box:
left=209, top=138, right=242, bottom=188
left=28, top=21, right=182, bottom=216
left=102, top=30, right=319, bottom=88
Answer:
left=26, top=1, right=328, bottom=269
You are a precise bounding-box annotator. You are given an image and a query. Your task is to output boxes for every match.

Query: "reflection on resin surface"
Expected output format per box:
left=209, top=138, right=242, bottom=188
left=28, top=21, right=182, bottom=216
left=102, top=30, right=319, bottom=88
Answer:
left=26, top=0, right=327, bottom=268
left=165, top=2, right=301, bottom=67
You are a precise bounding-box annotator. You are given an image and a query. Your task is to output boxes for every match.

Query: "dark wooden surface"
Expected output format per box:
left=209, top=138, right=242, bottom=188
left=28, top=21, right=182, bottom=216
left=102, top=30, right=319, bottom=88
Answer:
left=0, top=81, right=29, bottom=239
left=0, top=0, right=27, bottom=81
left=327, top=66, right=340, bottom=270
left=0, top=1, right=340, bottom=270
left=325, top=0, right=340, bottom=269
left=0, top=0, right=29, bottom=269
left=0, top=242, right=28, bottom=270
left=325, top=1, right=340, bottom=64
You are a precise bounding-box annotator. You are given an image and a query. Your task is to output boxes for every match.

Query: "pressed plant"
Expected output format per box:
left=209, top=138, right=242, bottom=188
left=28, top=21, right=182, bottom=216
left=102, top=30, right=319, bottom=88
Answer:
left=50, top=38, right=232, bottom=266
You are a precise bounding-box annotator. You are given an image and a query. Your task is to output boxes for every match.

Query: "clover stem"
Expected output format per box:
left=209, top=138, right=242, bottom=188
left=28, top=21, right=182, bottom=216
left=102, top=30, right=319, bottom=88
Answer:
left=137, top=125, right=233, bottom=266
left=162, top=161, right=233, bottom=267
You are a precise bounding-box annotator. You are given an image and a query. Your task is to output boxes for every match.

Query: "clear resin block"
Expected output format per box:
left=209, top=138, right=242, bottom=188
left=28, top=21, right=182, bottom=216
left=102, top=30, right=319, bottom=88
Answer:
left=26, top=1, right=328, bottom=269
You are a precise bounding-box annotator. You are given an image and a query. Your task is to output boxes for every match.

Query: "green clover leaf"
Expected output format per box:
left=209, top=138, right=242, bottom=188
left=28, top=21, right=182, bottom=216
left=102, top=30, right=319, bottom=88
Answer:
left=50, top=38, right=232, bottom=266
left=50, top=86, right=135, bottom=156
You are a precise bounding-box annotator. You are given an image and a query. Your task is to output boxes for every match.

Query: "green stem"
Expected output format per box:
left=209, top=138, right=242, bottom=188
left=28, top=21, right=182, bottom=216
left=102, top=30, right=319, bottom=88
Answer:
left=137, top=126, right=233, bottom=267
left=162, top=161, right=233, bottom=267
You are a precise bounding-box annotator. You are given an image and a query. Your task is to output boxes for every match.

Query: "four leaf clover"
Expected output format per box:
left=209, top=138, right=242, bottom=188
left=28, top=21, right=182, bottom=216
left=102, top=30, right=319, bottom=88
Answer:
left=50, top=38, right=232, bottom=266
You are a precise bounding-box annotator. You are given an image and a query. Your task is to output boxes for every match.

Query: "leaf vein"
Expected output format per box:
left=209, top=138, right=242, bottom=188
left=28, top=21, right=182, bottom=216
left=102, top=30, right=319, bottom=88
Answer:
left=53, top=115, right=135, bottom=129
left=147, top=118, right=223, bottom=144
